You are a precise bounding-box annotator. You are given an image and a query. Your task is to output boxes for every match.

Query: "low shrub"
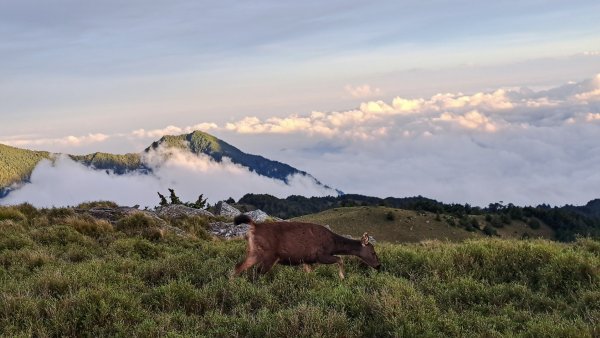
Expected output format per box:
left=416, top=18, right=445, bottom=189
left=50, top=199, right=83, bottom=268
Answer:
left=43, top=207, right=76, bottom=222
left=0, top=207, right=26, bottom=222
left=76, top=201, right=119, bottom=210
left=0, top=249, right=52, bottom=270
left=31, top=225, right=94, bottom=247
left=167, top=216, right=211, bottom=240
left=117, top=213, right=164, bottom=241
left=0, top=233, right=34, bottom=251
left=483, top=226, right=497, bottom=236
left=117, top=213, right=157, bottom=230
left=14, top=203, right=40, bottom=220
left=63, top=215, right=113, bottom=238
left=385, top=211, right=395, bottom=221
left=62, top=244, right=96, bottom=263
left=528, top=218, right=541, bottom=230
left=490, top=215, right=505, bottom=228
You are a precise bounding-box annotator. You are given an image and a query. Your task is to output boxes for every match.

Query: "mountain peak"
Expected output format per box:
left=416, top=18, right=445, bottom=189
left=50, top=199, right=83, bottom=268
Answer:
left=146, top=130, right=327, bottom=187
left=146, top=130, right=222, bottom=154
left=0, top=130, right=339, bottom=197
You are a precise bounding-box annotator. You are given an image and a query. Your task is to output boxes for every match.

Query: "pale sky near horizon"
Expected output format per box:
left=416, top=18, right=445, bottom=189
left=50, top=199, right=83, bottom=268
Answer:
left=1, top=1, right=600, bottom=206
left=1, top=0, right=599, bottom=141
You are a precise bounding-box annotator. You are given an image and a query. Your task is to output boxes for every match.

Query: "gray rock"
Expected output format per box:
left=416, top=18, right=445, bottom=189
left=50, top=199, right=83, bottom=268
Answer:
left=156, top=204, right=214, bottom=219
left=244, top=209, right=269, bottom=223
left=209, top=221, right=250, bottom=238
left=214, top=201, right=241, bottom=218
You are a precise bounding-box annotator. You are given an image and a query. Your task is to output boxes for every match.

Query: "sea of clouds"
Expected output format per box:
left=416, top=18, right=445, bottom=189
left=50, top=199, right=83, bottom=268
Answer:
left=2, top=74, right=600, bottom=207
left=0, top=147, right=335, bottom=208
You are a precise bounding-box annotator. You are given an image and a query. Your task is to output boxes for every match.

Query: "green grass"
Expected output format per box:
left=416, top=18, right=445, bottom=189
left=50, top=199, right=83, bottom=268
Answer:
left=0, top=143, right=51, bottom=188
left=0, top=204, right=598, bottom=337
left=69, top=152, right=143, bottom=173
left=146, top=131, right=223, bottom=154
left=0, top=143, right=142, bottom=188
left=293, top=206, right=555, bottom=243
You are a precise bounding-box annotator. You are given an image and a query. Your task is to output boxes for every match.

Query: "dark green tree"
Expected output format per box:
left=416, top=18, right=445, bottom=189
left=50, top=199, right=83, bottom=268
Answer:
left=168, top=188, right=182, bottom=205
left=157, top=192, right=168, bottom=206
left=188, top=194, right=208, bottom=209
left=386, top=211, right=395, bottom=221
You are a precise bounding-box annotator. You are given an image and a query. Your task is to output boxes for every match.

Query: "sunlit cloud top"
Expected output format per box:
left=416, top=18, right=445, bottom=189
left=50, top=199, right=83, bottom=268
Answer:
left=1, top=0, right=600, bottom=139
left=1, top=1, right=600, bottom=206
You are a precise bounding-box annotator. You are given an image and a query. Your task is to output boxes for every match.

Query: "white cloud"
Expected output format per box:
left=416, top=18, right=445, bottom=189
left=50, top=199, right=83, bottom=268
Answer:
left=5, top=73, right=599, bottom=150
left=344, top=84, right=382, bottom=98
left=1, top=133, right=110, bottom=148
left=131, top=123, right=218, bottom=139
left=1, top=148, right=335, bottom=208
left=437, top=110, right=497, bottom=132
left=581, top=51, right=600, bottom=56
left=574, top=88, right=600, bottom=102
left=587, top=113, right=600, bottom=122
left=430, top=90, right=514, bottom=110
left=3, top=74, right=600, bottom=207
left=391, top=97, right=426, bottom=112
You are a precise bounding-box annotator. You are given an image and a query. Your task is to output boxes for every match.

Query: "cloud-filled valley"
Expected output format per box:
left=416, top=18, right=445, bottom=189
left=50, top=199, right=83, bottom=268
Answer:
left=2, top=74, right=600, bottom=207
left=1, top=148, right=335, bottom=208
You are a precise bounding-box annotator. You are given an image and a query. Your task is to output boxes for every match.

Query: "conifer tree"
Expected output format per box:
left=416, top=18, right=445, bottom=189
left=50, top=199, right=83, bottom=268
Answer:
left=157, top=192, right=168, bottom=206
left=168, top=188, right=182, bottom=205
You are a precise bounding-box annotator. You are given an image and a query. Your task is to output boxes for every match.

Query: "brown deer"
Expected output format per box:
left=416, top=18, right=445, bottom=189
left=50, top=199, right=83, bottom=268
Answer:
left=232, top=214, right=381, bottom=279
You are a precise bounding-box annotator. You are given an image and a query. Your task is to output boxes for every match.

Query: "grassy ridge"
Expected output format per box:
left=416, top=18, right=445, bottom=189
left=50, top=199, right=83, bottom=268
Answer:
left=69, top=152, right=144, bottom=174
left=293, top=206, right=556, bottom=243
left=1, top=204, right=599, bottom=337
left=0, top=144, right=50, bottom=188
left=240, top=194, right=600, bottom=241
left=146, top=131, right=313, bottom=183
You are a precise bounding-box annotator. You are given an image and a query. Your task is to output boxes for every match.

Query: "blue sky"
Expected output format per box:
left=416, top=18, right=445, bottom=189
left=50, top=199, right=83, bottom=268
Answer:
left=1, top=0, right=599, bottom=139
left=1, top=1, right=600, bottom=205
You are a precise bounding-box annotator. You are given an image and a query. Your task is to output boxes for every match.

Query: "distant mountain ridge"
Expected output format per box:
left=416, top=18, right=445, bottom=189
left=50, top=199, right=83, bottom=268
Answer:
left=0, top=143, right=51, bottom=197
left=145, top=131, right=330, bottom=186
left=0, top=130, right=337, bottom=196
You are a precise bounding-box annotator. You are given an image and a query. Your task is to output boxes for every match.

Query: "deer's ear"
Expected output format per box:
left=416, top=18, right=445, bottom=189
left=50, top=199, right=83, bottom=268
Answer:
left=361, top=232, right=369, bottom=246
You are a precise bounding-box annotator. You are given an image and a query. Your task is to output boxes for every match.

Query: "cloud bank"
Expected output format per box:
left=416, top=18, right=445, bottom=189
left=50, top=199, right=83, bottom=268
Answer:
left=1, top=149, right=335, bottom=208
left=344, top=84, right=382, bottom=98
left=2, top=74, right=600, bottom=206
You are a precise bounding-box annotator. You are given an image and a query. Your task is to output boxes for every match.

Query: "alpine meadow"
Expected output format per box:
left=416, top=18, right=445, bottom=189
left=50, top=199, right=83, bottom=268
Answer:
left=2, top=1, right=600, bottom=337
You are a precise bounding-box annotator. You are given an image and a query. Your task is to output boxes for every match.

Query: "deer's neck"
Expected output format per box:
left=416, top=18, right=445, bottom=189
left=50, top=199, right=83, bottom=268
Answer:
left=331, top=234, right=362, bottom=256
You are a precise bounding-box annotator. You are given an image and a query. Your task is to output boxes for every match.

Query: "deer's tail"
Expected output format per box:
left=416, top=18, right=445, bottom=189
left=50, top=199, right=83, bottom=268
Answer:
left=234, top=214, right=254, bottom=226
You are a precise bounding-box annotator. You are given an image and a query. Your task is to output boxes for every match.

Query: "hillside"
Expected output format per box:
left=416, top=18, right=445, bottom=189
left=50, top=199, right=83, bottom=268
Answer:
left=0, top=203, right=598, bottom=337
left=292, top=206, right=556, bottom=243
left=0, top=130, right=334, bottom=192
left=0, top=144, right=51, bottom=194
left=240, top=194, right=600, bottom=241
left=146, top=131, right=331, bottom=187
left=69, top=152, right=147, bottom=174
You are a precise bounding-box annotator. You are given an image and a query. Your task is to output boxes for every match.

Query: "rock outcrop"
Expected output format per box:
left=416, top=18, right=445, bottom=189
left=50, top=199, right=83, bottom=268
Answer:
left=156, top=204, right=214, bottom=219
left=244, top=209, right=269, bottom=223
left=214, top=201, right=241, bottom=218
left=209, top=221, right=250, bottom=238
left=75, top=203, right=279, bottom=240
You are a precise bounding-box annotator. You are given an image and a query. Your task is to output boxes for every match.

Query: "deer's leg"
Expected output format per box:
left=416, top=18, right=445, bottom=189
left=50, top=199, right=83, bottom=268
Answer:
left=303, top=264, right=313, bottom=273
left=337, top=258, right=345, bottom=280
left=317, top=255, right=345, bottom=280
left=232, top=255, right=259, bottom=278
left=258, top=256, right=279, bottom=275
